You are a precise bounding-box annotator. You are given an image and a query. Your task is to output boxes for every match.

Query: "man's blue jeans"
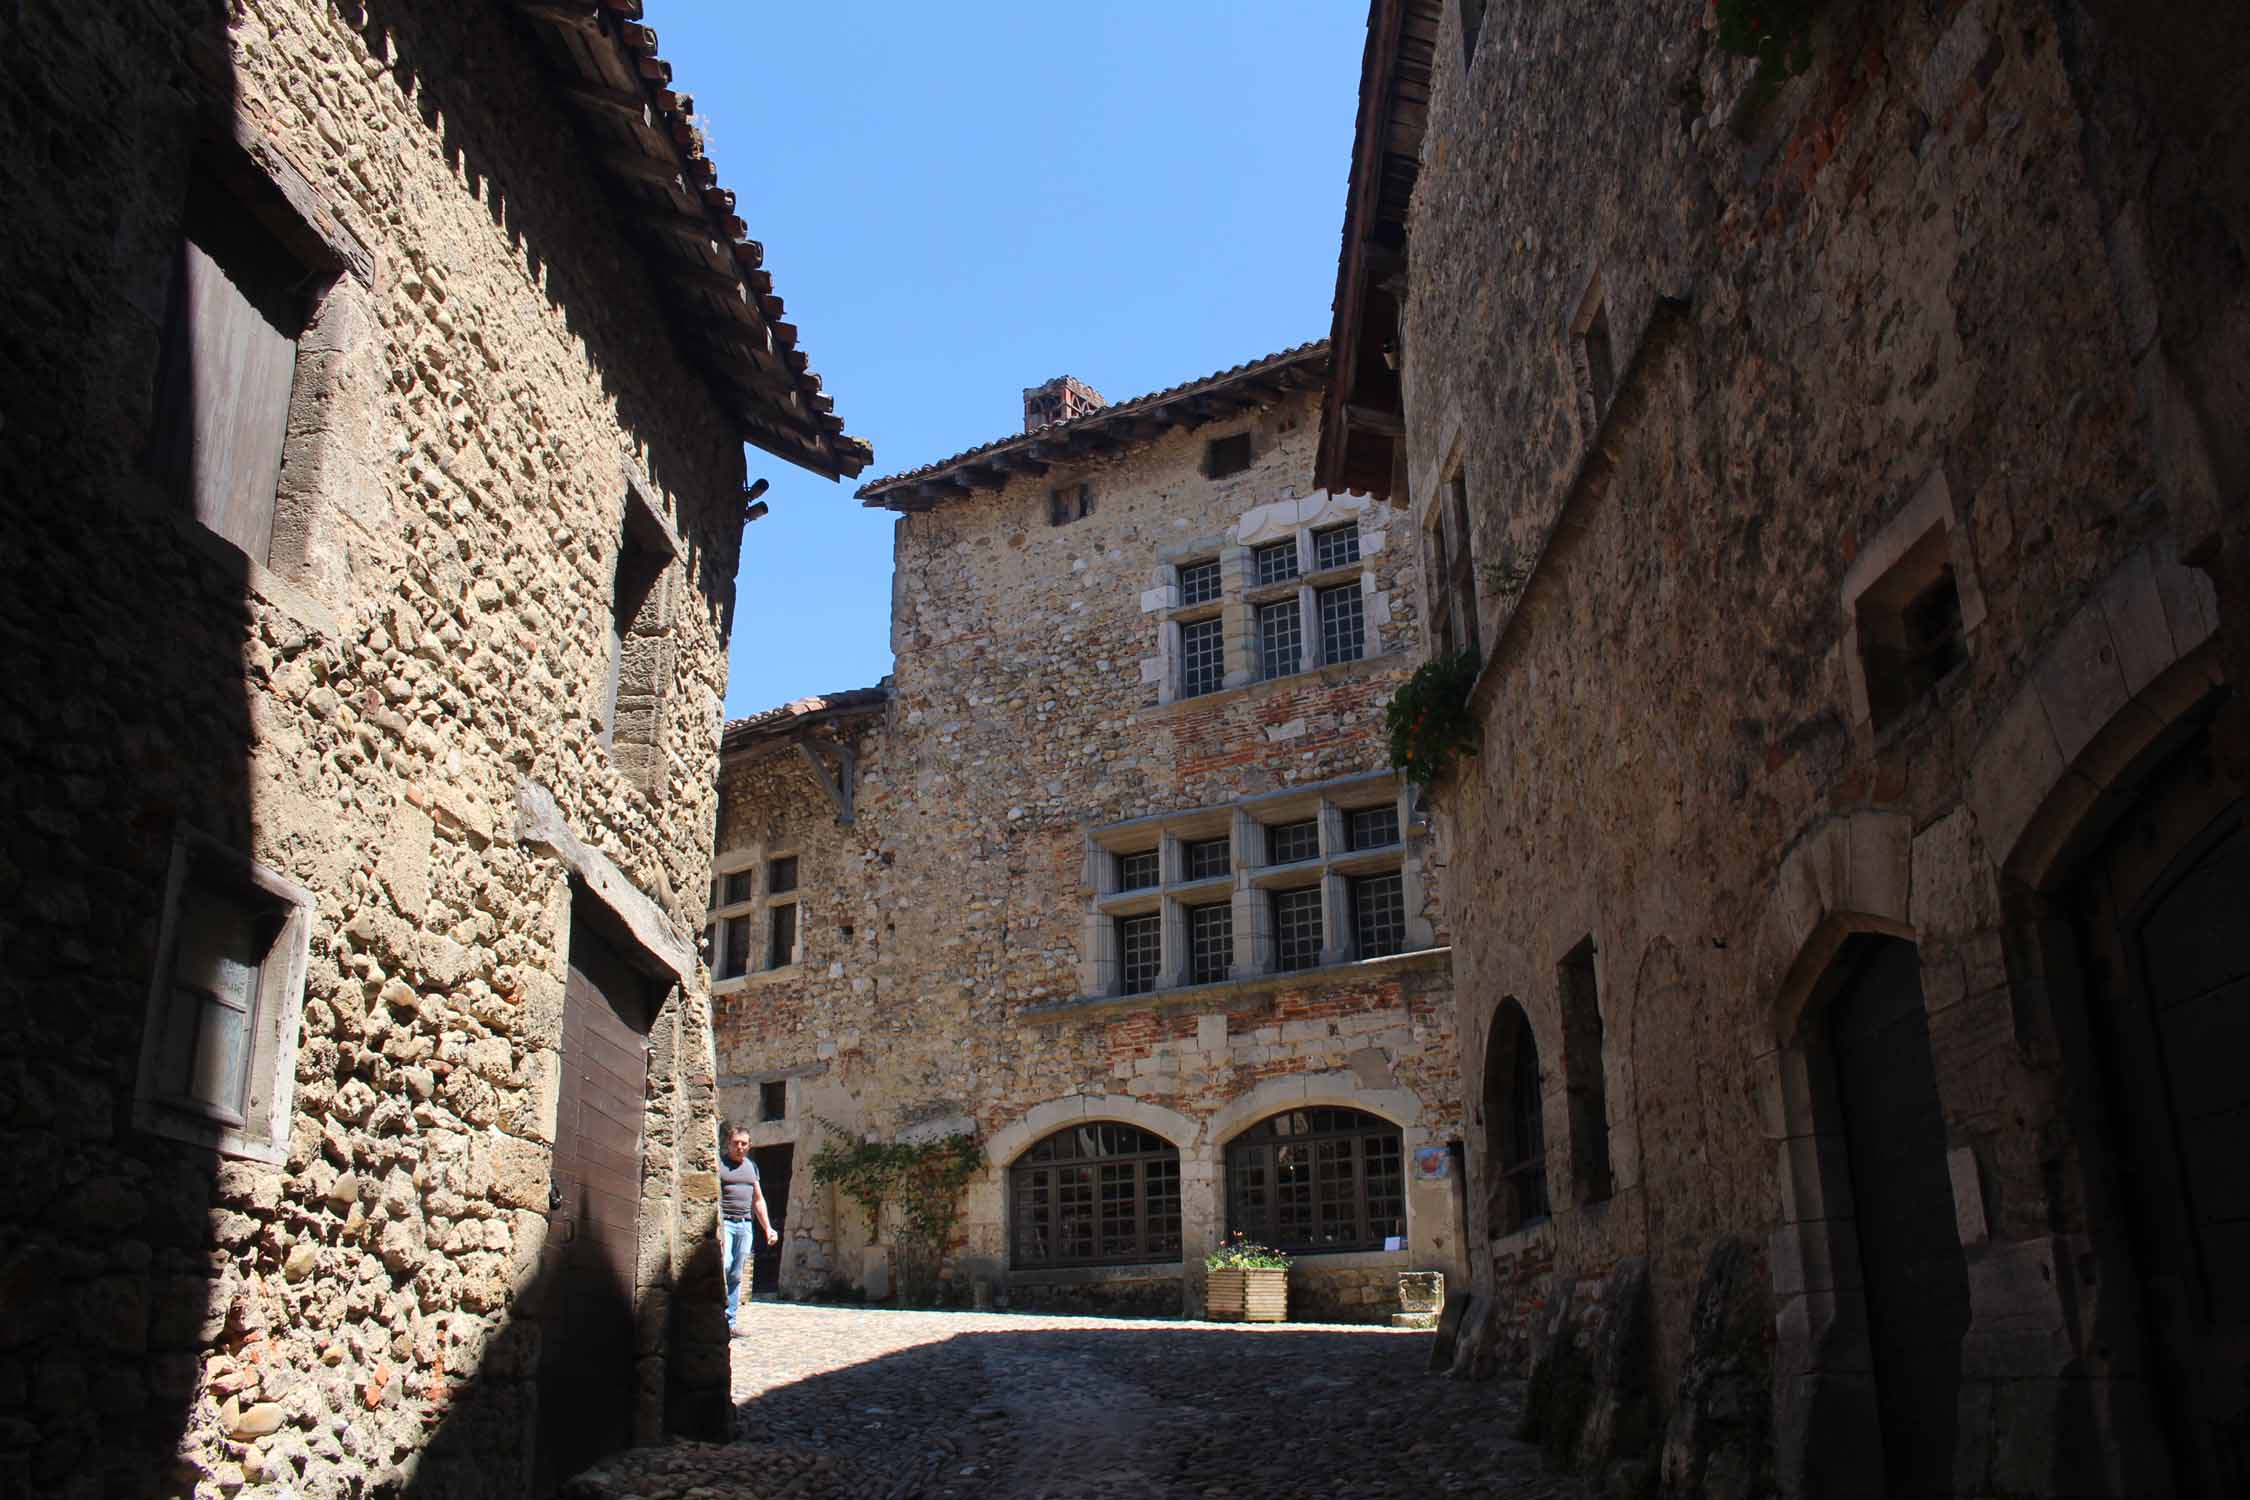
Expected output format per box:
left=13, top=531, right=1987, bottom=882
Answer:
left=722, top=1218, right=758, bottom=1330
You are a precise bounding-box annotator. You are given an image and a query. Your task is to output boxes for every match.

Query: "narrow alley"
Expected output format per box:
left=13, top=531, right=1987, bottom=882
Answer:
left=566, top=1305, right=1570, bottom=1500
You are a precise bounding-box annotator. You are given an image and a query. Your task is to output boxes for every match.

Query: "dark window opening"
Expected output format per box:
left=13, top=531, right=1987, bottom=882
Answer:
left=767, top=856, right=799, bottom=894
left=1490, top=1001, right=1550, bottom=1231
left=715, top=918, right=750, bottom=982
left=1266, top=820, right=1319, bottom=866
left=1188, top=902, right=1233, bottom=986
left=1346, top=805, right=1400, bottom=851
left=1184, top=836, right=1231, bottom=881
left=1271, top=886, right=1324, bottom=972
left=1117, top=912, right=1161, bottom=995
left=1858, top=526, right=1968, bottom=732
left=759, top=1080, right=787, bottom=1122
left=1253, top=540, right=1299, bottom=586
left=1256, top=598, right=1301, bottom=680
left=1313, top=523, right=1361, bottom=571
left=1179, top=616, right=1225, bottom=699
left=767, top=902, right=798, bottom=970
left=1318, top=583, right=1365, bottom=665
left=722, top=870, right=755, bottom=906
left=1352, top=873, right=1406, bottom=960
left=1460, top=0, right=1488, bottom=68
left=1558, top=937, right=1613, bottom=1203
left=1433, top=471, right=1481, bottom=662
left=1011, top=1123, right=1181, bottom=1268
left=1205, top=432, right=1253, bottom=478
left=1580, top=298, right=1616, bottom=421
left=1226, top=1107, right=1403, bottom=1253
left=1049, top=482, right=1093, bottom=526
left=1116, top=849, right=1160, bottom=892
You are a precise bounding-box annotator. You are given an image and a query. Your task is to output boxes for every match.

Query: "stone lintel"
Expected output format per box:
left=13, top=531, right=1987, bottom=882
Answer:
left=516, top=779, right=696, bottom=984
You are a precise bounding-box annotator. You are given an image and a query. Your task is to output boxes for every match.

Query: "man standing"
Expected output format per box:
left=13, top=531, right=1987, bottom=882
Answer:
left=718, top=1122, right=777, bottom=1335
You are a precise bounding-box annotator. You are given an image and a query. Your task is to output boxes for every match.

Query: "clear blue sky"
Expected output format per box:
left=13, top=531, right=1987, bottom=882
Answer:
left=654, top=3, right=1369, bottom=720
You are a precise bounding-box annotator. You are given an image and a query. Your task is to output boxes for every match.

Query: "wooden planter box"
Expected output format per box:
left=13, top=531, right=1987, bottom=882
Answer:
left=1206, top=1266, right=1288, bottom=1322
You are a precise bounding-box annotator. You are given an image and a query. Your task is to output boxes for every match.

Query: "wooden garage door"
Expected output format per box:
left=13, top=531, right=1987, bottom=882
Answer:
left=2077, top=741, right=2249, bottom=1498
left=535, top=918, right=655, bottom=1496
left=1829, top=937, right=1970, bottom=1498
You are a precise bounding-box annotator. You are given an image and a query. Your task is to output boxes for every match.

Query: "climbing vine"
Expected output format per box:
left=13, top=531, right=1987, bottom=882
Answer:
left=1386, top=649, right=1482, bottom=789
left=807, top=1119, right=984, bottom=1307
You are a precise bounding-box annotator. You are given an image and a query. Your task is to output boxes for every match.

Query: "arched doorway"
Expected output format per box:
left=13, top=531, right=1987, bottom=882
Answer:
left=2071, top=726, right=2249, bottom=1496
left=1483, top=1000, right=1549, bottom=1233
left=1823, top=936, right=1971, bottom=1498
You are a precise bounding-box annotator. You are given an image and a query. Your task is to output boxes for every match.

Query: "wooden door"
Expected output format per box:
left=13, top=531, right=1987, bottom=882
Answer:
left=752, top=1145, right=793, bottom=1294
left=2075, top=735, right=2249, bottom=1498
left=1829, top=937, right=1971, bottom=1498
left=535, top=919, right=655, bottom=1496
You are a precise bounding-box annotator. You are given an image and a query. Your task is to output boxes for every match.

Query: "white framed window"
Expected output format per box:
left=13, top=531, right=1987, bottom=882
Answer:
left=1152, top=510, right=1383, bottom=704
left=133, top=831, right=314, bottom=1164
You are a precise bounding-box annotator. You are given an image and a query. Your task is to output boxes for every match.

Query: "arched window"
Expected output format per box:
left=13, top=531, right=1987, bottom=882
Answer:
left=1485, top=1000, right=1549, bottom=1232
left=1225, top=1107, right=1404, bottom=1253
left=1010, top=1122, right=1181, bottom=1268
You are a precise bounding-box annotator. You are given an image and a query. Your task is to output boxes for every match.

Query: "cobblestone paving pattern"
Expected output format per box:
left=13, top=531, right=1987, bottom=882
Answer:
left=567, top=1303, right=1571, bottom=1500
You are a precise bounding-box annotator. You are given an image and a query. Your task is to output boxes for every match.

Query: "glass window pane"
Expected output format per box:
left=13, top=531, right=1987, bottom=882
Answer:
left=1266, top=820, right=1319, bottom=865
left=1184, top=836, right=1231, bottom=881
left=1116, top=849, right=1160, bottom=891
left=1318, top=583, right=1365, bottom=665
left=1117, top=913, right=1161, bottom=995
left=1272, top=887, right=1323, bottom=972
left=1256, top=599, right=1301, bottom=680
left=1180, top=617, right=1224, bottom=699
left=1188, top=902, right=1232, bottom=986
left=1179, top=559, right=1222, bottom=606
left=1314, top=523, right=1361, bottom=570
left=1253, top=540, right=1298, bottom=586
left=1346, top=805, right=1399, bottom=850
left=767, top=902, right=797, bottom=969
left=1352, top=872, right=1406, bottom=959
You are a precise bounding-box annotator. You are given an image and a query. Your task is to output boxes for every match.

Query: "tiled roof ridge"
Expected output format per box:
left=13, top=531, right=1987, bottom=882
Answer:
left=721, top=682, right=890, bottom=746
left=855, top=339, right=1330, bottom=504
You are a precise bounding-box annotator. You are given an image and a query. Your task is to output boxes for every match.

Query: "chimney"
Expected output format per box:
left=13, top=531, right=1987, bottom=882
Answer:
left=1022, top=375, right=1107, bottom=433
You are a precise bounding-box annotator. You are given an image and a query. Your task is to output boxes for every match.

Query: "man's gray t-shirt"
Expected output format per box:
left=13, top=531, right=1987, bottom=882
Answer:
left=720, top=1155, right=762, bottom=1220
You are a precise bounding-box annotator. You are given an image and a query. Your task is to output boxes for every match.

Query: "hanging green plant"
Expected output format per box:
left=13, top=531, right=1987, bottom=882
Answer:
left=807, top=1118, right=984, bottom=1307
left=1713, top=0, right=1822, bottom=99
left=1386, top=649, right=1482, bottom=789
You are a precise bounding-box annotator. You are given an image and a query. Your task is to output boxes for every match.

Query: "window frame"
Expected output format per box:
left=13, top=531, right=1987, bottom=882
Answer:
left=1010, top=1123, right=1184, bottom=1269
left=1225, top=1107, right=1406, bottom=1255
left=133, top=829, right=315, bottom=1165
left=707, top=854, right=761, bottom=984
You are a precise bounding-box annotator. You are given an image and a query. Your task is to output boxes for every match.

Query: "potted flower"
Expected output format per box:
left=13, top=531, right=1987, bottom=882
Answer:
left=1205, top=1233, right=1292, bottom=1322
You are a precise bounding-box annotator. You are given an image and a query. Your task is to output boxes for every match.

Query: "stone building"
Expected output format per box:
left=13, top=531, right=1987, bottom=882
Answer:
left=0, top=2, right=864, bottom=1495
left=1326, top=0, right=2248, bottom=1496
left=710, top=346, right=1468, bottom=1321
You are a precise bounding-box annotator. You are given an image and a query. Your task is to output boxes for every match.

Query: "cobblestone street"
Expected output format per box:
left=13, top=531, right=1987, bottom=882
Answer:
left=568, top=1303, right=1569, bottom=1500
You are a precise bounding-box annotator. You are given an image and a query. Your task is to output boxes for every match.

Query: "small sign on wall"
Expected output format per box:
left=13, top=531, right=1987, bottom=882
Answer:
left=1413, top=1146, right=1452, bottom=1181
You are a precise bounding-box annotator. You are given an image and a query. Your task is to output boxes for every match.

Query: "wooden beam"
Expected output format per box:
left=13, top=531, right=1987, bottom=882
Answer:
left=559, top=78, right=651, bottom=124
left=599, top=147, right=685, bottom=191
left=1344, top=401, right=1405, bottom=438
left=513, top=1, right=602, bottom=33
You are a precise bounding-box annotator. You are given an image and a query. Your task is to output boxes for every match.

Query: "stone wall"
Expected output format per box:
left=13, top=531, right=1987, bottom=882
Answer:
left=714, top=381, right=1468, bottom=1319
left=1394, top=1, right=2246, bottom=1495
left=0, top=2, right=748, bottom=1494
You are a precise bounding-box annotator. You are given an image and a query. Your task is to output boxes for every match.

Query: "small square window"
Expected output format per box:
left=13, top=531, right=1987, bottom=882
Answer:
left=1271, top=888, right=1324, bottom=972
left=1205, top=433, right=1253, bottom=478
left=767, top=902, right=798, bottom=969
left=1253, top=541, right=1299, bottom=586
left=1318, top=583, right=1365, bottom=665
left=760, top=1080, right=788, bottom=1122
left=1313, top=524, right=1361, bottom=571
left=1351, top=873, right=1406, bottom=959
left=1117, top=849, right=1160, bottom=891
left=1346, top=806, right=1400, bottom=851
left=1049, top=483, right=1093, bottom=526
left=722, top=870, right=755, bottom=906
left=1178, top=558, right=1222, bottom=607
left=1188, top=903, right=1233, bottom=985
left=767, top=856, right=799, bottom=895
left=1256, top=599, right=1302, bottom=681
left=1856, top=526, right=1967, bottom=732
left=1267, top=820, right=1319, bottom=866
left=1180, top=617, right=1225, bottom=699
left=1184, top=837, right=1231, bottom=881
left=1117, top=913, right=1162, bottom=995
